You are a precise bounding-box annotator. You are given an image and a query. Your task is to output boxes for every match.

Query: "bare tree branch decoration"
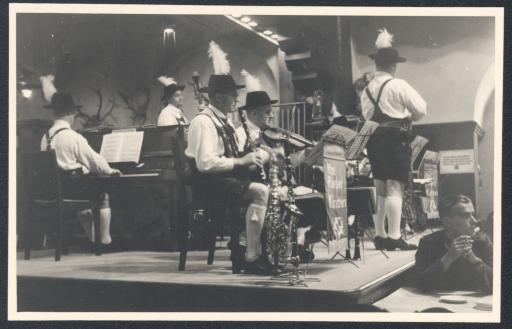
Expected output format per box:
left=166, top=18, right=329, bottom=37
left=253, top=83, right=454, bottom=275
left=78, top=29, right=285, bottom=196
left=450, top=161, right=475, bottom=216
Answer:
left=76, top=87, right=118, bottom=128
left=118, top=86, right=151, bottom=125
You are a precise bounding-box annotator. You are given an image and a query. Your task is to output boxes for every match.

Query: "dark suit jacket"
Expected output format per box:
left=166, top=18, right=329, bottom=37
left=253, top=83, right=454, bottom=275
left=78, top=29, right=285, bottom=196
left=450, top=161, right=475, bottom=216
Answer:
left=414, top=230, right=493, bottom=293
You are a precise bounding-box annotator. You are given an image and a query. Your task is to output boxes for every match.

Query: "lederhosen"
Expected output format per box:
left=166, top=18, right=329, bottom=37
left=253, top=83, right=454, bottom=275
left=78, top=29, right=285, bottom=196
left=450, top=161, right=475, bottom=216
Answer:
left=190, top=111, right=251, bottom=205
left=365, top=79, right=412, bottom=183
left=45, top=127, right=109, bottom=209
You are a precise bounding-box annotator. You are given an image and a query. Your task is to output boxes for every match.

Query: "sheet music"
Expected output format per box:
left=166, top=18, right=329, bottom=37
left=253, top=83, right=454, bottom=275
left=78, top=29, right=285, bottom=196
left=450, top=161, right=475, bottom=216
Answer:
left=346, top=120, right=378, bottom=160
left=100, top=131, right=144, bottom=163
left=118, top=131, right=144, bottom=162
left=100, top=133, right=124, bottom=163
left=411, top=135, right=429, bottom=165
left=322, top=124, right=357, bottom=146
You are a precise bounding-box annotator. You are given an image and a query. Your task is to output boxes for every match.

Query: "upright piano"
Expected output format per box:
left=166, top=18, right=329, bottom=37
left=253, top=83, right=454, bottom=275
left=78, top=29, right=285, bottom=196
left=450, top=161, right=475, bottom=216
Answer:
left=80, top=125, right=189, bottom=251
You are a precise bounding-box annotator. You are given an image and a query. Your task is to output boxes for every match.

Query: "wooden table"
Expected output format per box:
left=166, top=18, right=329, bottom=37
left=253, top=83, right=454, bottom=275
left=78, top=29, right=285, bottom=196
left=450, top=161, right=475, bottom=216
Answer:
left=374, top=287, right=492, bottom=313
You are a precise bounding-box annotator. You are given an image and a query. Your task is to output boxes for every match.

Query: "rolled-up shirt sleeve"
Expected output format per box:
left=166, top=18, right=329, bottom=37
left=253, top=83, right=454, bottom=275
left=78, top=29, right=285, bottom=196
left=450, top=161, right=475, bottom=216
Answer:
left=74, top=135, right=114, bottom=176
left=187, top=116, right=234, bottom=173
left=399, top=80, right=427, bottom=121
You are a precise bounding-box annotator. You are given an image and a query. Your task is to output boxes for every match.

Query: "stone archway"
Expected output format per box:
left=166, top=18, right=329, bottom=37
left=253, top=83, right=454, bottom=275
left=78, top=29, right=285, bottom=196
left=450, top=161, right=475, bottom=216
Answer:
left=474, top=63, right=495, bottom=218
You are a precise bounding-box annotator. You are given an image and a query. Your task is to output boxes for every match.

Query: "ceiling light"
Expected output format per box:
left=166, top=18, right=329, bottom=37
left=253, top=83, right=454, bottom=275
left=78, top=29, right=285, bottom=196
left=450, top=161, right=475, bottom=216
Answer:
left=271, top=34, right=279, bottom=40
left=248, top=21, right=258, bottom=27
left=240, top=16, right=251, bottom=23
left=21, top=89, right=33, bottom=99
left=231, top=14, right=242, bottom=18
left=263, top=30, right=273, bottom=36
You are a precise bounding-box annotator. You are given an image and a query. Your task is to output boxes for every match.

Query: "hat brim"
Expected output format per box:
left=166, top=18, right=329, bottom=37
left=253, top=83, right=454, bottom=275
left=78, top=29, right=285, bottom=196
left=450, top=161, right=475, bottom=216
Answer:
left=239, top=99, right=278, bottom=110
left=368, top=53, right=407, bottom=63
left=198, top=84, right=245, bottom=93
left=161, top=85, right=186, bottom=100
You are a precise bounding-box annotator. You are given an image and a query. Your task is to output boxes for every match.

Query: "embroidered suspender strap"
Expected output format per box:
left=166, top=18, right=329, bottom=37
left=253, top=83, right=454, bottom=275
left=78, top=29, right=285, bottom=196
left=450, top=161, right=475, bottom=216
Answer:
left=197, top=112, right=240, bottom=158
left=45, top=127, right=69, bottom=151
left=365, top=78, right=394, bottom=123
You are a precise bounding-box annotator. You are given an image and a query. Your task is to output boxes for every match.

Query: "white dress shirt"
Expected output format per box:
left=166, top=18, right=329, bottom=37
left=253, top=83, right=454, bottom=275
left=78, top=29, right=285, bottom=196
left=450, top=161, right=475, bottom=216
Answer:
left=40, top=119, right=114, bottom=175
left=185, top=105, right=239, bottom=173
left=360, top=71, right=427, bottom=122
left=157, top=104, right=189, bottom=126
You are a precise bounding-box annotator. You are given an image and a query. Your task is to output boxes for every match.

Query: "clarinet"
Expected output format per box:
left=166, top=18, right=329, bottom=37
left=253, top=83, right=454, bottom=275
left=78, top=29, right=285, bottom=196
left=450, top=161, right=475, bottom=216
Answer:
left=238, top=108, right=267, bottom=183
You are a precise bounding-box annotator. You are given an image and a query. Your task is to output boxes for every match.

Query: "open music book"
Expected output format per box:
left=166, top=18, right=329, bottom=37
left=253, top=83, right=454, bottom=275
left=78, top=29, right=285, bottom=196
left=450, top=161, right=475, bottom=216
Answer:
left=305, top=121, right=378, bottom=165
left=100, top=131, right=144, bottom=163
left=411, top=135, right=430, bottom=166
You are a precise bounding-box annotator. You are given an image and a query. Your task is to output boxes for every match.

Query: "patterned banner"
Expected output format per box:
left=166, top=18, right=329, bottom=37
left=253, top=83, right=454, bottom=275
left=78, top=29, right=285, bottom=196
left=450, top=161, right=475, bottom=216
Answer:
left=322, top=143, right=348, bottom=253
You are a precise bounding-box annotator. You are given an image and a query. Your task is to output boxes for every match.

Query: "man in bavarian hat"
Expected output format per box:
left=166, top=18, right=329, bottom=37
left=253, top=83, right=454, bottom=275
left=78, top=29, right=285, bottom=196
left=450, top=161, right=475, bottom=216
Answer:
left=39, top=84, right=121, bottom=246
left=185, top=41, right=272, bottom=274
left=234, top=71, right=316, bottom=262
left=157, top=76, right=189, bottom=126
left=414, top=194, right=492, bottom=293
left=361, top=28, right=427, bottom=251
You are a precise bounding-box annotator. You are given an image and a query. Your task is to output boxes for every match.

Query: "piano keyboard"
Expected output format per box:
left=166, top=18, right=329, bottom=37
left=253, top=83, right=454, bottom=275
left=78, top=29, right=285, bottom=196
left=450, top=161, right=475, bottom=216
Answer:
left=120, top=172, right=160, bottom=178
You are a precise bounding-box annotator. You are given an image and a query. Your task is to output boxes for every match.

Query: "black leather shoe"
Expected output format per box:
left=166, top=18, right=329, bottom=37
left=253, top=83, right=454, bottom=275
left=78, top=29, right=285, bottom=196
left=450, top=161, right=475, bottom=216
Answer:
left=386, top=237, right=417, bottom=251
left=229, top=244, right=246, bottom=274
left=374, top=236, right=387, bottom=250
left=298, top=245, right=315, bottom=262
left=243, top=258, right=275, bottom=275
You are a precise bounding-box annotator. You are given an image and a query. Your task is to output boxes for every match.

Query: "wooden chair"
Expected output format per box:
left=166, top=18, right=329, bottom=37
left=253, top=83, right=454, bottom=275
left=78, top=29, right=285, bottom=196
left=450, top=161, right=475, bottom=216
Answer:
left=179, top=196, right=244, bottom=273
left=19, top=150, right=100, bottom=261
left=170, top=128, right=244, bottom=273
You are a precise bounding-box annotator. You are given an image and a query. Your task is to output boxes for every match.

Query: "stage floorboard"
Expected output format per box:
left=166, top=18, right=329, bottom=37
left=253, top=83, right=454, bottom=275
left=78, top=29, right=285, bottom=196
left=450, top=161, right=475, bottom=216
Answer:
left=17, top=232, right=430, bottom=312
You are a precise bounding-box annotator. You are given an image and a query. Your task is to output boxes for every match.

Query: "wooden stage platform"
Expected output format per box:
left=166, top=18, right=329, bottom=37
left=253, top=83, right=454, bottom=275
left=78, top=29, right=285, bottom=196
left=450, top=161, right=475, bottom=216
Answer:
left=17, top=232, right=429, bottom=312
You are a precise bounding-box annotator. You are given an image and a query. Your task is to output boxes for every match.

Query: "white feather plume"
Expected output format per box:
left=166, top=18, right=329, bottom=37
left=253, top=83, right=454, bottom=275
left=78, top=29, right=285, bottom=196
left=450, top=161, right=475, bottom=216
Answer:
left=240, top=70, right=261, bottom=92
left=158, top=76, right=177, bottom=87
left=208, top=41, right=230, bottom=75
left=375, top=28, right=394, bottom=49
left=40, top=75, right=57, bottom=103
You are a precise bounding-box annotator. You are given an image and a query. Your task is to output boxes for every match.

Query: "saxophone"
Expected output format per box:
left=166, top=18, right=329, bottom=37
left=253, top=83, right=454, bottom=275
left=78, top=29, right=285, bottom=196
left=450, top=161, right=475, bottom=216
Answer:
left=264, top=140, right=302, bottom=269
left=264, top=151, right=290, bottom=269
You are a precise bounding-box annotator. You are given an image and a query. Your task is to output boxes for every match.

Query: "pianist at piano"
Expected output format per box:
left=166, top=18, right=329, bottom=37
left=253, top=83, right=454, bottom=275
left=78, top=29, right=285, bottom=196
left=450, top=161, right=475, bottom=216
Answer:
left=39, top=91, right=122, bottom=245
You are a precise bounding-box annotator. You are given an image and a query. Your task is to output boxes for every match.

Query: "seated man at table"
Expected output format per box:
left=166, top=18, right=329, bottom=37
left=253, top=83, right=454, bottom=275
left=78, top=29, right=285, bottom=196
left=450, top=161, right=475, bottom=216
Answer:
left=414, top=194, right=493, bottom=293
left=40, top=92, right=121, bottom=245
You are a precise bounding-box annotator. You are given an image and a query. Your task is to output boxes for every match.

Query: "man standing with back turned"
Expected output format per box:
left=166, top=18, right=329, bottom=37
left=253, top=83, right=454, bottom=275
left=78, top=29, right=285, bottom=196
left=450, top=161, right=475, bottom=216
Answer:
left=361, top=28, right=427, bottom=251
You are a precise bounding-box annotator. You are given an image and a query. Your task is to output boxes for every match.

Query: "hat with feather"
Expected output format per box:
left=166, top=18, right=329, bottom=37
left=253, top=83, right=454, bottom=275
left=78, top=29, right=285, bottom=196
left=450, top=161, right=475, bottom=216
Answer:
left=368, top=28, right=406, bottom=65
left=40, top=74, right=82, bottom=113
left=199, top=41, right=244, bottom=96
left=158, top=76, right=185, bottom=101
left=238, top=70, right=277, bottom=110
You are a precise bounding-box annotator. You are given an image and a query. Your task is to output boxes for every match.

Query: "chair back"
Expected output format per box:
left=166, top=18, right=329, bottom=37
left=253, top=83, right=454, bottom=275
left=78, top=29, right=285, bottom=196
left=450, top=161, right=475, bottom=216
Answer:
left=19, top=150, right=62, bottom=203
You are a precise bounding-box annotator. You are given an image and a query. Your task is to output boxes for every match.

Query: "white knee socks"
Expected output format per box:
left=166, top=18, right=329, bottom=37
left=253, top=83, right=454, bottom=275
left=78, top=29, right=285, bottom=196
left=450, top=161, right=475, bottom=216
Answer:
left=245, top=204, right=266, bottom=262
left=373, top=195, right=387, bottom=238
left=385, top=196, right=403, bottom=239
left=99, top=208, right=112, bottom=245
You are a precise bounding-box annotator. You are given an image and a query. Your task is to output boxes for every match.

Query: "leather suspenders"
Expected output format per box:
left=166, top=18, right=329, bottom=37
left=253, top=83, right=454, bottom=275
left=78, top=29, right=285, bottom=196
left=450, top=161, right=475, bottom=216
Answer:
left=365, top=78, right=394, bottom=123
left=44, top=127, right=69, bottom=151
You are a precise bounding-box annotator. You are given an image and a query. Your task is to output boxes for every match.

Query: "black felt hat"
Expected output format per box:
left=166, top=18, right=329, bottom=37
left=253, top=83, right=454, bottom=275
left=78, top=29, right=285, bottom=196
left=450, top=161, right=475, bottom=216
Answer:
left=369, top=47, right=406, bottom=64
left=44, top=93, right=82, bottom=112
left=239, top=91, right=278, bottom=110
left=198, top=75, right=244, bottom=96
left=162, top=83, right=185, bottom=101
